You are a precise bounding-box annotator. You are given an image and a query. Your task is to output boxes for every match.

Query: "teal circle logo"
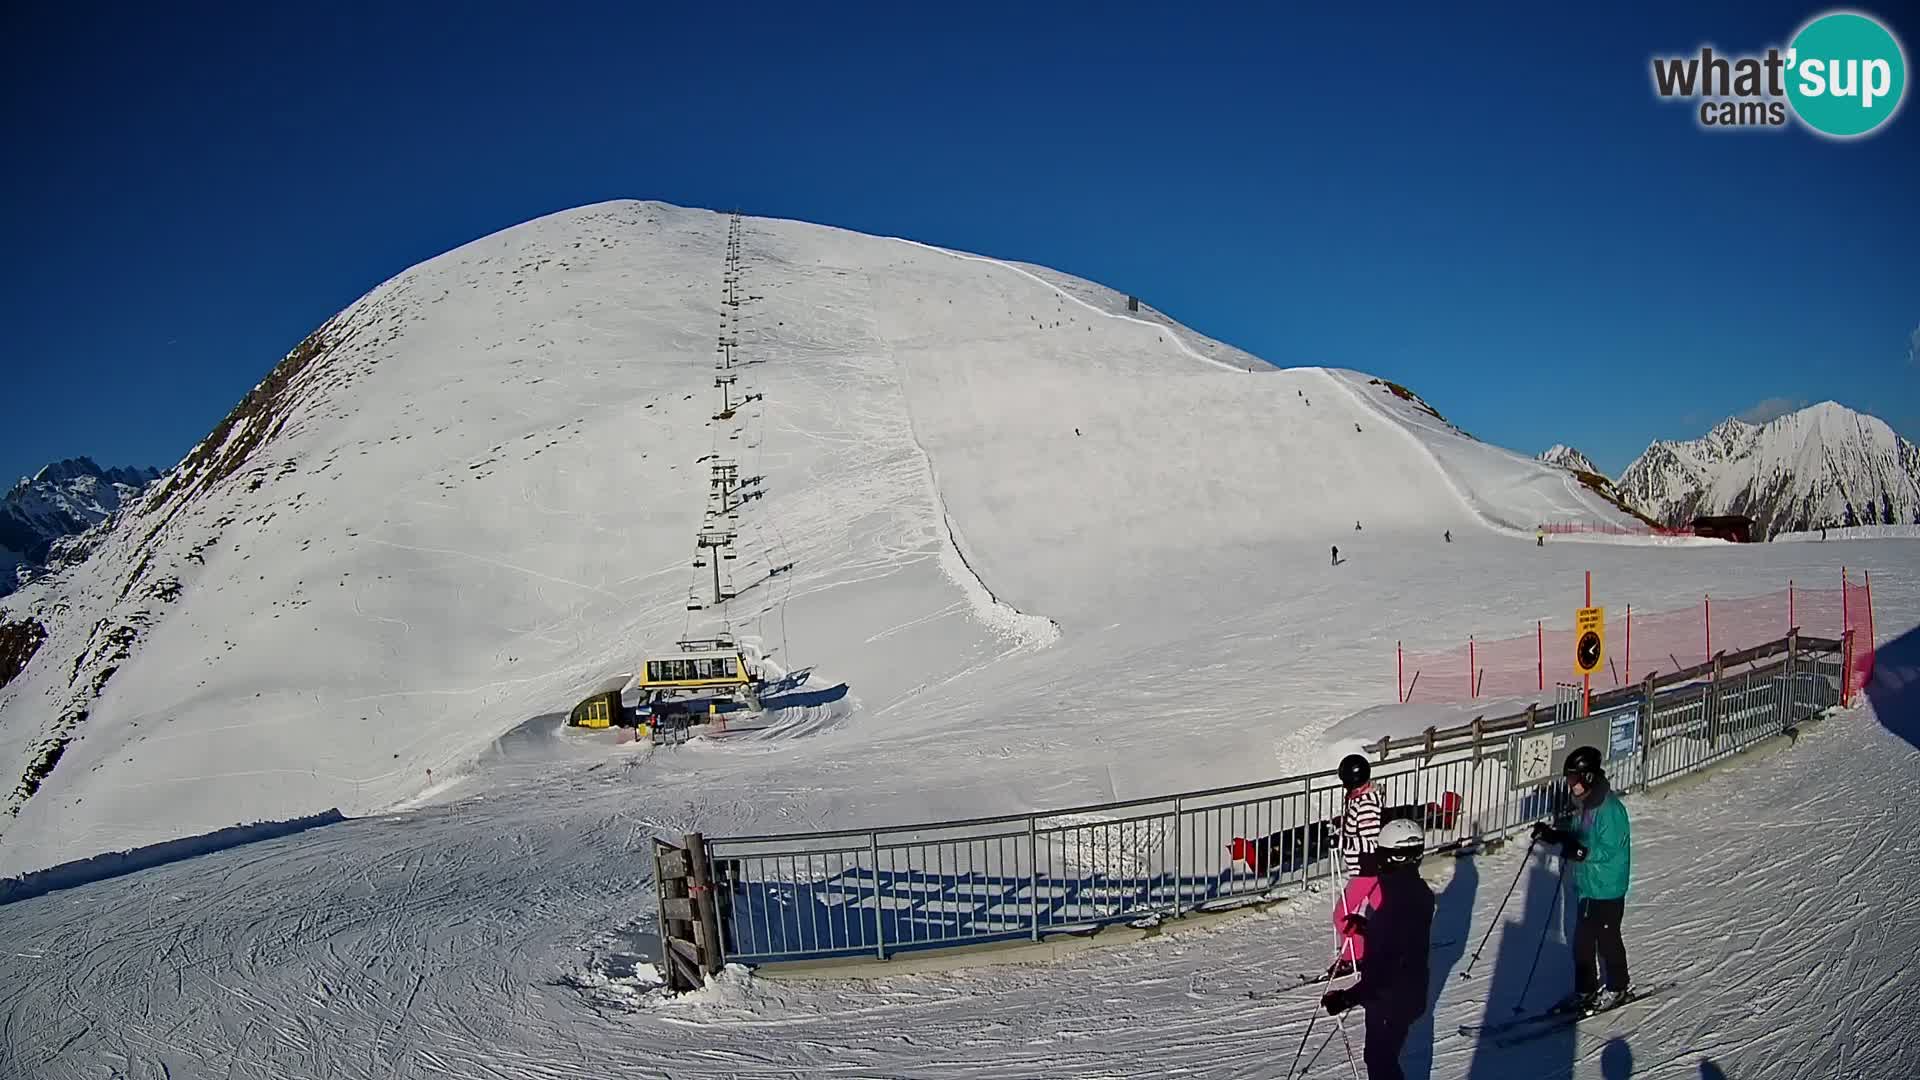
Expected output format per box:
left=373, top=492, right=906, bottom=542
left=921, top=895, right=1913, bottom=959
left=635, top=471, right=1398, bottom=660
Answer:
left=1786, top=11, right=1907, bottom=137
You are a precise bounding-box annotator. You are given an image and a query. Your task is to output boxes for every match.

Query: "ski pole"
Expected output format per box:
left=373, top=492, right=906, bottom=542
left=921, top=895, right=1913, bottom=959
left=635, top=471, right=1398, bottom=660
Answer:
left=1299, top=1022, right=1338, bottom=1075
left=1514, top=853, right=1572, bottom=1011
left=1337, top=1013, right=1363, bottom=1080
left=1461, top=836, right=1538, bottom=978
left=1287, top=934, right=1354, bottom=1077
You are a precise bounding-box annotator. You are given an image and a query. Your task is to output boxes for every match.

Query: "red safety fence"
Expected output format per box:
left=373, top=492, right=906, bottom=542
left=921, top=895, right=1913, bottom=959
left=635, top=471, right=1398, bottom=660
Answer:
left=1538, top=521, right=1694, bottom=538
left=1397, top=570, right=1877, bottom=705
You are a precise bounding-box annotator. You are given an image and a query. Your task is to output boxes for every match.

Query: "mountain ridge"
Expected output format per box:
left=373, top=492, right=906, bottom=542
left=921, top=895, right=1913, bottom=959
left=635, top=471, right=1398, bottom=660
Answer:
left=1, top=458, right=163, bottom=595
left=1616, top=401, right=1920, bottom=537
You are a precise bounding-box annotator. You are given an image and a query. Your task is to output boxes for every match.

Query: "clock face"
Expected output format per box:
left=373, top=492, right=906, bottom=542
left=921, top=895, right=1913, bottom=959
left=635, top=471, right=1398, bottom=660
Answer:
left=1516, top=734, right=1554, bottom=785
left=1577, top=631, right=1602, bottom=672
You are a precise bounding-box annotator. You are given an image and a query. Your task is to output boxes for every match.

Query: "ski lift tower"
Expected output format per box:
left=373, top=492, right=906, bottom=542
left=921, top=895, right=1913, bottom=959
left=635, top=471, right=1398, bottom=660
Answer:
left=695, top=525, right=738, bottom=605
left=713, top=374, right=739, bottom=420
left=710, top=459, right=741, bottom=514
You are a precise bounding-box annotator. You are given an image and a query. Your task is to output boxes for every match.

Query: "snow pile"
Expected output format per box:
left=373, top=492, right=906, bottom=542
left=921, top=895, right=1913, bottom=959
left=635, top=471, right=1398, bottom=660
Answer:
left=1617, top=403, right=1920, bottom=537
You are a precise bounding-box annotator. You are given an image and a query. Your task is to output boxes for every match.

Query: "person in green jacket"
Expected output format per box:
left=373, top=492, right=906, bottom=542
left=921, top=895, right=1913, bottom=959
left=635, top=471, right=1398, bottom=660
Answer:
left=1532, top=745, right=1632, bottom=1014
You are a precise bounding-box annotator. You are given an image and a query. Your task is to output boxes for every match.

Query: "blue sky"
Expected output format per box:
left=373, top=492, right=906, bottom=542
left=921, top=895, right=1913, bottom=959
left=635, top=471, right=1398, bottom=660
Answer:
left=2, top=1, right=1915, bottom=484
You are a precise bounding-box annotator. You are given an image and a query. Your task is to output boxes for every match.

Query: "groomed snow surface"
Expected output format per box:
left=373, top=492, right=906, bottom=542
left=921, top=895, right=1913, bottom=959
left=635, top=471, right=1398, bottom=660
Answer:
left=1, top=202, right=1917, bottom=1078
left=1, top=579, right=1913, bottom=1080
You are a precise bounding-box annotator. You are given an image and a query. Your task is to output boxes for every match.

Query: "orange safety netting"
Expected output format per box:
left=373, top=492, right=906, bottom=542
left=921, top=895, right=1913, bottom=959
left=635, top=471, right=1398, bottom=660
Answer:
left=1538, top=522, right=1692, bottom=537
left=1396, top=570, right=1877, bottom=705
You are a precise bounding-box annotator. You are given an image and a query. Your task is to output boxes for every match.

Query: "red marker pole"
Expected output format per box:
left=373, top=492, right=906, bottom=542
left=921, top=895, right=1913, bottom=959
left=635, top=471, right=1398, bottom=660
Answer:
left=1469, top=635, right=1476, bottom=701
left=1788, top=580, right=1795, bottom=633
left=1625, top=604, right=1632, bottom=684
left=1397, top=641, right=1404, bottom=704
left=1537, top=620, right=1543, bottom=692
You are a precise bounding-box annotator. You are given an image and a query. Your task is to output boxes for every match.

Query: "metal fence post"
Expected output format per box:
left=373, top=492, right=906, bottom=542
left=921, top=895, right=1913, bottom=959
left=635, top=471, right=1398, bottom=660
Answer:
left=1171, top=796, right=1184, bottom=919
left=686, top=832, right=725, bottom=976
left=1028, top=815, right=1041, bottom=941
left=1639, top=674, right=1657, bottom=788
left=869, top=831, right=886, bottom=961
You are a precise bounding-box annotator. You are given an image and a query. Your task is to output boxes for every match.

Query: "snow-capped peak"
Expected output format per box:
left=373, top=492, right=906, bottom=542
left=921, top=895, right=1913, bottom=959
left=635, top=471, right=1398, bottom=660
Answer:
left=1539, top=444, right=1601, bottom=476
left=2, top=458, right=165, bottom=595
left=1617, top=401, right=1920, bottom=537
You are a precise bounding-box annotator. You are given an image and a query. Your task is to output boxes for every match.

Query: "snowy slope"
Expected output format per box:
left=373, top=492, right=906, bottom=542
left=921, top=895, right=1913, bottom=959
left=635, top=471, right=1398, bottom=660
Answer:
left=1618, top=403, right=1920, bottom=537
left=0, top=554, right=1912, bottom=1080
left=1539, top=444, right=1599, bottom=475
left=0, top=458, right=161, bottom=593
left=0, top=201, right=1650, bottom=874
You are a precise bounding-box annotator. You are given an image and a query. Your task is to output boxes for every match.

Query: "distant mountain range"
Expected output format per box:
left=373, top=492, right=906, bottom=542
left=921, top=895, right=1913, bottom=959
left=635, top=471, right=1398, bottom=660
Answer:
left=1, top=458, right=163, bottom=594
left=1611, top=402, right=1920, bottom=538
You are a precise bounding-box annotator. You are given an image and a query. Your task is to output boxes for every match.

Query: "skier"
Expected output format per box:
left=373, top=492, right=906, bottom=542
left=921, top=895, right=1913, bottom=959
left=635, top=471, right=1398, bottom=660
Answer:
left=1331, top=545, right=1339, bottom=566
left=1531, top=745, right=1633, bottom=1014
left=1321, top=818, right=1435, bottom=1080
left=1444, top=530, right=1451, bottom=543
left=1328, top=753, right=1384, bottom=977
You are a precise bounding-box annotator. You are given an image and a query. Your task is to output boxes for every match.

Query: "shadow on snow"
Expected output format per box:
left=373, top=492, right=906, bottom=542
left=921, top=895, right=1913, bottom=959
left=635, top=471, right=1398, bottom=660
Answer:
left=0, top=808, right=347, bottom=905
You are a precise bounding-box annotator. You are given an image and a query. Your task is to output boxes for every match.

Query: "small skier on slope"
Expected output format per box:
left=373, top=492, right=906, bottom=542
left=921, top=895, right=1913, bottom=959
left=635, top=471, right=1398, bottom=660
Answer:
left=1328, top=753, right=1384, bottom=977
left=1532, top=745, right=1634, bottom=1015
left=1331, top=545, right=1340, bottom=566
left=1321, top=818, right=1436, bottom=1080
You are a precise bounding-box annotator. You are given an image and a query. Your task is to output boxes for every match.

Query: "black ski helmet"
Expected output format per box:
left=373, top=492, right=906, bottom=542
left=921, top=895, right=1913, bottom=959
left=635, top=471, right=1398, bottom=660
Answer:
left=1563, top=745, right=1603, bottom=789
left=1338, top=754, right=1371, bottom=790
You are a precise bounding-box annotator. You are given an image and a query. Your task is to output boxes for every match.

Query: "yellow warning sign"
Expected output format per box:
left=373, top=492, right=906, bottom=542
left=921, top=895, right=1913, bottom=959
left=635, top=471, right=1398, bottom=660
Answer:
left=1574, top=606, right=1606, bottom=676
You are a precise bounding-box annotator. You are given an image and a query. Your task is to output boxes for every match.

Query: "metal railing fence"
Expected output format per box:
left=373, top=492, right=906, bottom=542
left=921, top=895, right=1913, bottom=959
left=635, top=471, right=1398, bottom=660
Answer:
left=687, top=634, right=1847, bottom=966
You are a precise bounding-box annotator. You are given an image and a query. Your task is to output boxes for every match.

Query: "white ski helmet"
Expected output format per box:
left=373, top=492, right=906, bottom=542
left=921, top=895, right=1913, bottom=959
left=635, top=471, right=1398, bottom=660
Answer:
left=1377, top=818, right=1426, bottom=866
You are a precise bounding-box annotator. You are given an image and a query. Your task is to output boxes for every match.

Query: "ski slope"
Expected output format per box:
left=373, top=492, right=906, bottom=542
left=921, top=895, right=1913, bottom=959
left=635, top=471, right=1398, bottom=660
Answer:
left=0, top=201, right=1640, bottom=875
left=0, top=201, right=1916, bottom=1077
left=0, top=564, right=1912, bottom=1080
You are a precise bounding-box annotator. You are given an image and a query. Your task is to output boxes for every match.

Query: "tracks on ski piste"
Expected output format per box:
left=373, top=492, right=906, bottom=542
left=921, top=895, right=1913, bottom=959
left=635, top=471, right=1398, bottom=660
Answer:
left=1457, top=981, right=1675, bottom=1046
left=1241, top=940, right=1461, bottom=1000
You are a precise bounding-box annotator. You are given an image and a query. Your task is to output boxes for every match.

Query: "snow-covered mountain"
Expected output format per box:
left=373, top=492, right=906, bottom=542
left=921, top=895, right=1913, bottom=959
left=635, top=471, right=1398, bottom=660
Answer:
left=1616, top=403, right=1920, bottom=538
left=0, top=200, right=1642, bottom=873
left=0, top=458, right=162, bottom=594
left=1539, top=444, right=1599, bottom=475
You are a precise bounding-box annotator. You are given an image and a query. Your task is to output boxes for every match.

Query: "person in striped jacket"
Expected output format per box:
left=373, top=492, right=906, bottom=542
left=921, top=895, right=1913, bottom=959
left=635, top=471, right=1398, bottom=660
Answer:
left=1329, top=753, right=1384, bottom=977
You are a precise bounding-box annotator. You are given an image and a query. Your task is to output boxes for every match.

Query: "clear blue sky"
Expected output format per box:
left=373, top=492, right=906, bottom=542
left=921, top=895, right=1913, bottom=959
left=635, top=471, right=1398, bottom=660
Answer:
left=2, top=1, right=1914, bottom=483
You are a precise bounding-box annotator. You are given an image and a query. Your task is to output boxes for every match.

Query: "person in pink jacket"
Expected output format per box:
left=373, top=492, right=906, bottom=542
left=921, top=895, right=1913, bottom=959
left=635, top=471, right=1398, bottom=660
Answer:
left=1330, top=753, right=1384, bottom=977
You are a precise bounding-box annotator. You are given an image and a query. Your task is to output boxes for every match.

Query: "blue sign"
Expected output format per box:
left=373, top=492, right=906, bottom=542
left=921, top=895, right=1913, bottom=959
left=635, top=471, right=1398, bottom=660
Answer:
left=1608, top=708, right=1639, bottom=760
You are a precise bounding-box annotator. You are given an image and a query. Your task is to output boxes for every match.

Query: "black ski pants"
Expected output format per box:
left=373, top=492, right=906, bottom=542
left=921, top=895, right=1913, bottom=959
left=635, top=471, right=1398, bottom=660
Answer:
left=1362, top=1006, right=1415, bottom=1080
left=1575, top=897, right=1629, bottom=993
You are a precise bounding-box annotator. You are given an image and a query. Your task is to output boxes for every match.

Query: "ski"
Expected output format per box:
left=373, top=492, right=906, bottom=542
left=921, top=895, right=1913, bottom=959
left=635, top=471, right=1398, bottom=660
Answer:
left=1247, top=940, right=1460, bottom=998
left=1486, top=984, right=1674, bottom=1047
left=1457, top=982, right=1669, bottom=1038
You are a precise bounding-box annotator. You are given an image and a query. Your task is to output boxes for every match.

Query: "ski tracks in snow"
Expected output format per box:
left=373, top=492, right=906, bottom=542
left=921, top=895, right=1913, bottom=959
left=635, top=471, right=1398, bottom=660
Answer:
left=884, top=236, right=1248, bottom=376
left=5, top=702, right=1916, bottom=1078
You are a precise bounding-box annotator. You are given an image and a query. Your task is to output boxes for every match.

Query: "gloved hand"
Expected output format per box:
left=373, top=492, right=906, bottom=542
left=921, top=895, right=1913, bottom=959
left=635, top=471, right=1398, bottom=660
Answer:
left=1341, top=913, right=1368, bottom=935
left=1530, top=821, right=1560, bottom=845
left=1566, top=842, right=1588, bottom=862
left=1322, top=988, right=1353, bottom=1016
